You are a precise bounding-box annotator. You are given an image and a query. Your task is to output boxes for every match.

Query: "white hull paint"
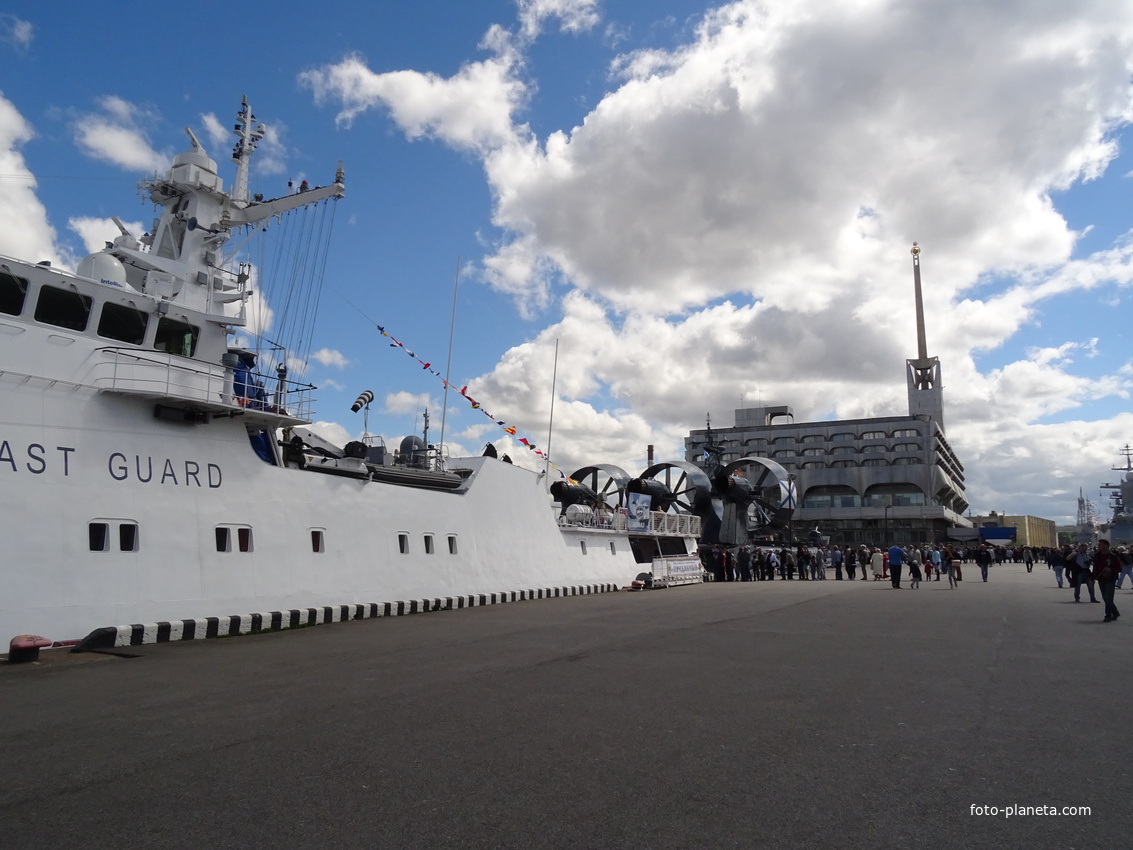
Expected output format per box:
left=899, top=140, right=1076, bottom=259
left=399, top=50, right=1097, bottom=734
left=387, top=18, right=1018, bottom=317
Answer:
left=1, top=383, right=661, bottom=641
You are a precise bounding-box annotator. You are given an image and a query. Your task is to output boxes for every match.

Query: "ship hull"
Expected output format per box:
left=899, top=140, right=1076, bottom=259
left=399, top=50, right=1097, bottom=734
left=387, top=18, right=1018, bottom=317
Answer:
left=1, top=382, right=658, bottom=642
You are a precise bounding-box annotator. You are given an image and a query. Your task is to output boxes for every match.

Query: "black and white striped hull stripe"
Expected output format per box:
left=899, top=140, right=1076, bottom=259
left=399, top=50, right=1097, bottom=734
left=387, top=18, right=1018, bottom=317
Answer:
left=77, top=584, right=620, bottom=650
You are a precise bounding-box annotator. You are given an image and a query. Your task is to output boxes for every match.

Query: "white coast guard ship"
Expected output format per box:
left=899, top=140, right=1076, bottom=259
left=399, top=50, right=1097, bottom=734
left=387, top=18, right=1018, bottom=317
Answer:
left=0, top=99, right=701, bottom=646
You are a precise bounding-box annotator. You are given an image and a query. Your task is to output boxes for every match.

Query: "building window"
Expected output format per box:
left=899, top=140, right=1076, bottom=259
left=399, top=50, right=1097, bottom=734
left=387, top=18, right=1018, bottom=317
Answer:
left=801, top=461, right=825, bottom=469
left=398, top=533, right=409, bottom=554
left=772, top=437, right=795, bottom=446
left=892, top=442, right=920, bottom=452
left=830, top=432, right=855, bottom=442
left=311, top=529, right=325, bottom=553
left=830, top=460, right=856, bottom=468
left=98, top=302, right=149, bottom=345
left=424, top=534, right=434, bottom=554
left=237, top=527, right=253, bottom=552
left=609, top=541, right=617, bottom=555
left=893, top=428, right=920, bottom=437
left=800, top=434, right=824, bottom=444
left=773, top=450, right=795, bottom=459
left=580, top=541, right=588, bottom=555
left=831, top=446, right=855, bottom=456
left=864, top=485, right=927, bottom=507
left=861, top=444, right=887, bottom=453
left=892, top=457, right=924, bottom=465
left=35, top=285, right=92, bottom=332
left=448, top=535, right=458, bottom=554
left=801, top=448, right=824, bottom=457
left=154, top=317, right=199, bottom=357
left=861, top=430, right=886, bottom=440
left=216, top=527, right=231, bottom=552
left=0, top=269, right=29, bottom=316
left=803, top=487, right=861, bottom=509
left=862, top=458, right=888, bottom=467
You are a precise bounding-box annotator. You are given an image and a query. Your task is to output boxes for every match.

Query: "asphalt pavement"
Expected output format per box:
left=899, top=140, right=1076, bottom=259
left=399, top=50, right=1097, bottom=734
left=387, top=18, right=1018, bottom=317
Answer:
left=1, top=563, right=1128, bottom=849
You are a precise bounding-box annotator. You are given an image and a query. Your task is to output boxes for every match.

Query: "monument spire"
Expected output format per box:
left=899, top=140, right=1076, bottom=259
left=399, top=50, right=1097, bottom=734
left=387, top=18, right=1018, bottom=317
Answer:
left=905, top=242, right=945, bottom=428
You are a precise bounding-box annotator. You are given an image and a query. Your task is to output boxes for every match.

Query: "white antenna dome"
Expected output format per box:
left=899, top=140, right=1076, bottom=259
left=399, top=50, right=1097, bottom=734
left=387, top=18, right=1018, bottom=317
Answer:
left=76, top=252, right=128, bottom=289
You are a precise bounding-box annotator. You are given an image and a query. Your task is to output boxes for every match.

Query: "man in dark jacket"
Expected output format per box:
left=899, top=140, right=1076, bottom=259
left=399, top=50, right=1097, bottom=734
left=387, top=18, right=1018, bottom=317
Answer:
left=1071, top=543, right=1099, bottom=603
left=1093, top=539, right=1122, bottom=622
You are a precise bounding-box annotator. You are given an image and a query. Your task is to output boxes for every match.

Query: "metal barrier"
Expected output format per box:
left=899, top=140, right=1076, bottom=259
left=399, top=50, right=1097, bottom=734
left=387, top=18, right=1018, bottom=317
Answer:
left=92, top=348, right=316, bottom=419
left=557, top=508, right=701, bottom=537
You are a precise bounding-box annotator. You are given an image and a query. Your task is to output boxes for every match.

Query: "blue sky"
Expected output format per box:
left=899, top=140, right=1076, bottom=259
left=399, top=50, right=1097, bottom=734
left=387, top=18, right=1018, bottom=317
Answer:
left=2, top=0, right=1132, bottom=524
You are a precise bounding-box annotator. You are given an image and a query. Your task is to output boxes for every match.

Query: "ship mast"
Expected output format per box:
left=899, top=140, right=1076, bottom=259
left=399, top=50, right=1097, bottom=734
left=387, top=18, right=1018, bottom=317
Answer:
left=231, top=96, right=265, bottom=203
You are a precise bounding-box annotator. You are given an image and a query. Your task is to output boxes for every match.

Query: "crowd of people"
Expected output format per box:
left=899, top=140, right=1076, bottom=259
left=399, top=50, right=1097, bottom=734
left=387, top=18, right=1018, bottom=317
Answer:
left=702, top=540, right=1132, bottom=622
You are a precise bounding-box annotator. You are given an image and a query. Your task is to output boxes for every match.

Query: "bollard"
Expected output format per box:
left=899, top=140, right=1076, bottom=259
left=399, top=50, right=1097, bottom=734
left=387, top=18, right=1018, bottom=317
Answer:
left=8, top=635, right=52, bottom=664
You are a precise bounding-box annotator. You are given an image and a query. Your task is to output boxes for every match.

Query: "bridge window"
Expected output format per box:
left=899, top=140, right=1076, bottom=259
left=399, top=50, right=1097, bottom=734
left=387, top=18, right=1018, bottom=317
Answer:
left=398, top=533, right=409, bottom=555
left=424, top=534, right=435, bottom=554
left=0, top=269, right=29, bottom=315
left=311, top=529, right=325, bottom=553
left=98, top=302, right=149, bottom=345
left=448, top=534, right=458, bottom=554
left=154, top=317, right=199, bottom=357
left=35, top=285, right=92, bottom=331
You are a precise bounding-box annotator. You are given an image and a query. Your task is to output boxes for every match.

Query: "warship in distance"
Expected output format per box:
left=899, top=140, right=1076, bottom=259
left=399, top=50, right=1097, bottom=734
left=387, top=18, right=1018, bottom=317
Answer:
left=0, top=98, right=702, bottom=646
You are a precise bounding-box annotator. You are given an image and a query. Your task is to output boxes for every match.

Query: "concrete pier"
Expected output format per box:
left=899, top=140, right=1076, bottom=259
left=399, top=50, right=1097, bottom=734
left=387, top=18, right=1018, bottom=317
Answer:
left=1, top=565, right=1127, bottom=848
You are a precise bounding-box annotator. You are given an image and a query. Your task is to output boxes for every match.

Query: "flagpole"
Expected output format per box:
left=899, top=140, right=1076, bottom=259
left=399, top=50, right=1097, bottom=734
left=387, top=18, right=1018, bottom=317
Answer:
left=438, top=257, right=460, bottom=468
left=545, top=338, right=559, bottom=484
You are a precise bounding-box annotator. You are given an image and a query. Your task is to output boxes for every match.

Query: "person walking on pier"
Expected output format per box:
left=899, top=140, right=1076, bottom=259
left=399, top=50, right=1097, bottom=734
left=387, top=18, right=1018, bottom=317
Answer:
left=1093, top=539, right=1122, bottom=622
left=870, top=547, right=885, bottom=580
left=1071, top=543, right=1099, bottom=603
left=946, top=546, right=961, bottom=588
left=887, top=543, right=905, bottom=588
left=977, top=545, right=992, bottom=582
left=1114, top=546, right=1133, bottom=590
left=1049, top=545, right=1066, bottom=588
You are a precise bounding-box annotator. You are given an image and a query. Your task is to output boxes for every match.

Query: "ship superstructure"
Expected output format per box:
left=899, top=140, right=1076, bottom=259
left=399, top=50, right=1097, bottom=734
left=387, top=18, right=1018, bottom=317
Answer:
left=0, top=98, right=700, bottom=644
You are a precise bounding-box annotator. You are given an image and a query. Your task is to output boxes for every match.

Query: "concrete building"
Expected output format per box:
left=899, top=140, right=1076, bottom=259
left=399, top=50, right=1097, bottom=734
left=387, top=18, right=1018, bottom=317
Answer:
left=685, top=244, right=971, bottom=548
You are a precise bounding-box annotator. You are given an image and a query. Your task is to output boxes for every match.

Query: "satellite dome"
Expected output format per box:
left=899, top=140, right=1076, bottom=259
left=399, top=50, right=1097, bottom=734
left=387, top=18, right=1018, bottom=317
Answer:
left=76, top=252, right=128, bottom=289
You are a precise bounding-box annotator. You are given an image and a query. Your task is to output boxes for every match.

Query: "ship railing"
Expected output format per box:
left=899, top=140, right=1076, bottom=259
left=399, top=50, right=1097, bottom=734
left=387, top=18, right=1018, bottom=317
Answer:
left=92, top=347, right=316, bottom=420
left=557, top=509, right=701, bottom=537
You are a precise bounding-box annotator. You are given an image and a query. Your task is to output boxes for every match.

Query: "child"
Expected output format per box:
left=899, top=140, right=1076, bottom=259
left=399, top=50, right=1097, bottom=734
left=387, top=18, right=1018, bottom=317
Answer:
left=909, top=559, right=922, bottom=588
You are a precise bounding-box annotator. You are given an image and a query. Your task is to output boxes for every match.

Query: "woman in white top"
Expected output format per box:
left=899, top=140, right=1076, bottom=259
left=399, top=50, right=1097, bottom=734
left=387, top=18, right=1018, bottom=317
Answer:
left=870, top=548, right=886, bottom=580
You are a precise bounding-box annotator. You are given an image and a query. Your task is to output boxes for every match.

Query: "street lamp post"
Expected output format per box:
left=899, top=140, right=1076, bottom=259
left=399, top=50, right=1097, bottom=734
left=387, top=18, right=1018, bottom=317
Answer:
left=787, top=473, right=796, bottom=547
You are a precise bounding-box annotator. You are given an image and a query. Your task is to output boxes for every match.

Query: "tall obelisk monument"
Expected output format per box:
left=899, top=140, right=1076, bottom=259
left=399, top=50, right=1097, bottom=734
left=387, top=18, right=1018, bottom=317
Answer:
left=906, top=242, right=945, bottom=428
